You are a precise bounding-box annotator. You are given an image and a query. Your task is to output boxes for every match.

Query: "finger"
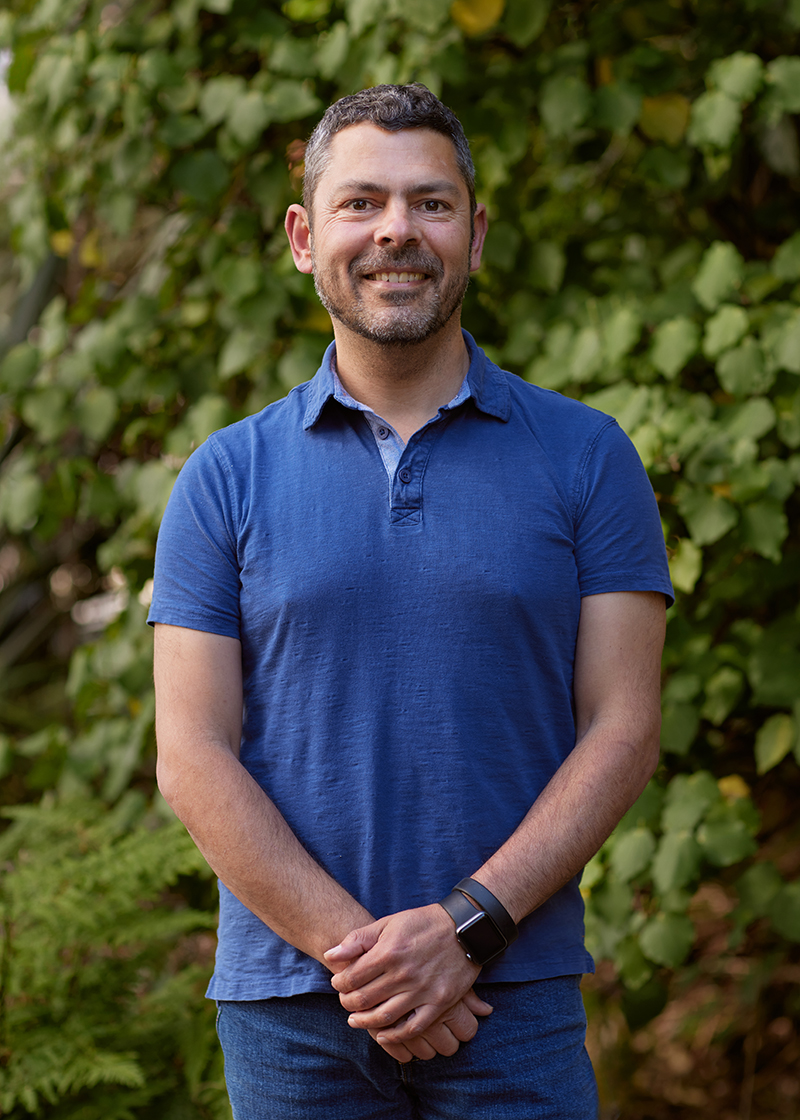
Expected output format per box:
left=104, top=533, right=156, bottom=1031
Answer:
left=406, top=1021, right=460, bottom=1058
left=462, top=988, right=493, bottom=1017
left=439, top=1001, right=479, bottom=1043
left=346, top=993, right=416, bottom=1030
left=324, top=920, right=383, bottom=963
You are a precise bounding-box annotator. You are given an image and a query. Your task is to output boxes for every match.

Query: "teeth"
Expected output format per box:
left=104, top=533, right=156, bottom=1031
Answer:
left=372, top=272, right=425, bottom=283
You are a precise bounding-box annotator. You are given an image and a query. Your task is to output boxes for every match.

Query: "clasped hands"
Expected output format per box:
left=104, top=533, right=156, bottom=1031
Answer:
left=323, top=903, right=492, bottom=1062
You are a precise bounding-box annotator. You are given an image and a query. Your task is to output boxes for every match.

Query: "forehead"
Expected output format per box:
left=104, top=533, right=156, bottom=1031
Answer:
left=317, top=123, right=466, bottom=198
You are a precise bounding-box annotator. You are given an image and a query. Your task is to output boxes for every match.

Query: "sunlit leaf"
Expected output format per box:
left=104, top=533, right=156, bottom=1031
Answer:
left=702, top=304, right=749, bottom=359
left=668, top=537, right=702, bottom=594
left=708, top=52, right=763, bottom=102
left=755, top=712, right=796, bottom=774
left=609, top=827, right=656, bottom=883
left=650, top=317, right=699, bottom=379
left=640, top=912, right=695, bottom=967
left=691, top=241, right=744, bottom=311
left=539, top=74, right=591, bottom=137
left=450, top=0, right=505, bottom=36
left=687, top=90, right=741, bottom=150
left=638, top=93, right=690, bottom=146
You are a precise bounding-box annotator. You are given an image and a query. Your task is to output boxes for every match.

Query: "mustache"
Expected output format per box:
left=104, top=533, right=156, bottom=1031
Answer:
left=350, top=249, right=443, bottom=279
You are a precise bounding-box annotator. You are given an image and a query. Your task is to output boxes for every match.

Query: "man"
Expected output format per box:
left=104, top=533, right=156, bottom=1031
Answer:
left=150, top=84, right=673, bottom=1118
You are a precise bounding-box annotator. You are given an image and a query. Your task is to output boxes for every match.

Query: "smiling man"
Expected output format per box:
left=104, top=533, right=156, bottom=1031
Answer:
left=150, top=85, right=673, bottom=1119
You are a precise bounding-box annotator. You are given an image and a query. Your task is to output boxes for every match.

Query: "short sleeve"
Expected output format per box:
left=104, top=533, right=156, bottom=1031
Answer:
left=147, top=439, right=242, bottom=637
left=574, top=420, right=674, bottom=606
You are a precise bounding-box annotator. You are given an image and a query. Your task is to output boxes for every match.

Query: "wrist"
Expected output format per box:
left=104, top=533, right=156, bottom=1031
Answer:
left=438, top=878, right=518, bottom=967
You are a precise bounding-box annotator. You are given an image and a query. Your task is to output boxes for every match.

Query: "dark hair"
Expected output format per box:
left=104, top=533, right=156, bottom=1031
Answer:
left=302, top=84, right=476, bottom=217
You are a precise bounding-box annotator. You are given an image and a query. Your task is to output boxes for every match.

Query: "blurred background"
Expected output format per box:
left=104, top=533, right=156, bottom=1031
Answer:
left=1, top=1, right=799, bottom=1116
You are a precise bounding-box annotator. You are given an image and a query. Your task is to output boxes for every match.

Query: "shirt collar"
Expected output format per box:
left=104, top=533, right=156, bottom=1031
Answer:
left=302, top=331, right=511, bottom=430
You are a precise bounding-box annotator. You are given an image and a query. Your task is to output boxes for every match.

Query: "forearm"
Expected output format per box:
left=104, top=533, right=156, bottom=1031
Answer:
left=472, top=718, right=659, bottom=924
left=158, top=744, right=373, bottom=965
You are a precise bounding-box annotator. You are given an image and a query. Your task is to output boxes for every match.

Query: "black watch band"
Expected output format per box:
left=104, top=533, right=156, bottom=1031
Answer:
left=439, top=880, right=518, bottom=967
left=454, top=878, right=518, bottom=948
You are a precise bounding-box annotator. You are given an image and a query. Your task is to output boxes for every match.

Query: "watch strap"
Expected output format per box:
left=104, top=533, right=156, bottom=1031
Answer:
left=454, top=878, right=518, bottom=947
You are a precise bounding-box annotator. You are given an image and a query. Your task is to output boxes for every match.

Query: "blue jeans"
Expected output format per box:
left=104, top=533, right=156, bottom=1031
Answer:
left=216, top=978, right=598, bottom=1119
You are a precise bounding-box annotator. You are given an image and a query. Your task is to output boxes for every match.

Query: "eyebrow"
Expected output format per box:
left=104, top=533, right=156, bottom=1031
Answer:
left=332, top=179, right=462, bottom=197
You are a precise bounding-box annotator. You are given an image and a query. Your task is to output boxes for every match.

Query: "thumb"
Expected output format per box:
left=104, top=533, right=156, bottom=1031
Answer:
left=324, top=919, right=383, bottom=962
left=462, top=988, right=494, bottom=1017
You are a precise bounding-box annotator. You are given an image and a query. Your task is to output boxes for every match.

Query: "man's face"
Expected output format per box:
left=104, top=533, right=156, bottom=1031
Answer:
left=291, top=123, right=485, bottom=346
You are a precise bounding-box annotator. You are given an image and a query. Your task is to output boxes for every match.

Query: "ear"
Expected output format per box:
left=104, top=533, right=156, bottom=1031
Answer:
left=469, top=204, right=488, bottom=273
left=285, top=204, right=313, bottom=274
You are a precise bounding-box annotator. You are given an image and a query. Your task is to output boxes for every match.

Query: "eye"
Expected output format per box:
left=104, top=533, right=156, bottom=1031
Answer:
left=347, top=199, right=372, bottom=211
left=420, top=200, right=446, bottom=213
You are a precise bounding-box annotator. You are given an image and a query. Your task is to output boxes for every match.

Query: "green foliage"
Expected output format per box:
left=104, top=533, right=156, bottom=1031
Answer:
left=0, top=793, right=228, bottom=1119
left=1, top=0, right=799, bottom=1115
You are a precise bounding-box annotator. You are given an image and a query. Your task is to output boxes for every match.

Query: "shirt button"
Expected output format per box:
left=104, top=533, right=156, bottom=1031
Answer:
left=377, top=427, right=389, bottom=440
left=398, top=468, right=412, bottom=484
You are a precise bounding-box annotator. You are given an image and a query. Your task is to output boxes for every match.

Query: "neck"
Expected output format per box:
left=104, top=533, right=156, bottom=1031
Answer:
left=331, top=319, right=470, bottom=443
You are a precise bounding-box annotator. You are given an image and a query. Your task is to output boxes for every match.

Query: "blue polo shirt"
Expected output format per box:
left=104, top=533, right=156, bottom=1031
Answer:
left=149, top=332, right=673, bottom=999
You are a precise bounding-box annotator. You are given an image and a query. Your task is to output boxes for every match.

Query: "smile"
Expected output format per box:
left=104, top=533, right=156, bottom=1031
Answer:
left=365, top=272, right=428, bottom=283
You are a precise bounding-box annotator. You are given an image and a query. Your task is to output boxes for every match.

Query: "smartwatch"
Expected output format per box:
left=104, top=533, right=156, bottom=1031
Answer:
left=438, top=879, right=518, bottom=967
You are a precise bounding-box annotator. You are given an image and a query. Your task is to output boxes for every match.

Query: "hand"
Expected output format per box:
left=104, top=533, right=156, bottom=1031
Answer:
left=324, top=904, right=483, bottom=1042
left=368, top=989, right=493, bottom=1062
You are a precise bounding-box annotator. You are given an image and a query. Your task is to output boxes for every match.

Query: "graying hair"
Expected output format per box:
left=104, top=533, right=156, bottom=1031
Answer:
left=302, top=84, right=476, bottom=218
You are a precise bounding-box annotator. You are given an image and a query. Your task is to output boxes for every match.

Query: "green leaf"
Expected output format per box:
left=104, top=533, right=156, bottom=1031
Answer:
left=662, top=771, right=720, bottom=832
left=504, top=0, right=549, bottom=46
left=0, top=454, right=44, bottom=533
left=720, top=397, right=776, bottom=441
left=677, top=487, right=737, bottom=546
left=639, top=912, right=695, bottom=968
left=218, top=328, right=264, bottom=379
left=212, top=256, right=262, bottom=303
left=650, top=317, right=700, bottom=378
left=609, top=827, right=656, bottom=883
left=392, top=0, right=451, bottom=32
left=702, top=304, right=749, bottom=359
left=594, top=82, right=642, bottom=135
left=775, top=311, right=800, bottom=374
left=741, top=499, right=788, bottom=562
left=771, top=231, right=800, bottom=282
left=708, top=52, right=763, bottom=102
left=652, top=831, right=702, bottom=894
left=736, top=862, right=783, bottom=917
left=170, top=150, right=228, bottom=204
left=615, top=937, right=653, bottom=990
left=0, top=343, right=41, bottom=391
left=764, top=57, right=800, bottom=116
left=199, top=75, right=247, bottom=126
left=697, top=810, right=758, bottom=867
left=716, top=338, right=772, bottom=397
left=701, top=666, right=744, bottom=725
left=691, top=242, right=744, bottom=311
left=75, top=387, right=118, bottom=442
left=539, top=74, right=591, bottom=137
left=687, top=90, right=741, bottom=149
left=748, top=623, right=800, bottom=708
left=227, top=89, right=271, bottom=146
left=660, top=701, right=699, bottom=756
left=316, top=23, right=350, bottom=80
left=768, top=882, right=800, bottom=942
left=265, top=79, right=321, bottom=126
left=755, top=712, right=796, bottom=774
left=668, top=537, right=702, bottom=594
left=21, top=386, right=70, bottom=441
left=528, top=241, right=565, bottom=293
left=602, top=307, right=642, bottom=363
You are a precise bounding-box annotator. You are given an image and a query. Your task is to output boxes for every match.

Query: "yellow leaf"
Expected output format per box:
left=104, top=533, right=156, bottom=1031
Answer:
left=718, top=774, right=750, bottom=802
left=639, top=94, right=691, bottom=146
left=50, top=229, right=74, bottom=258
left=79, top=229, right=103, bottom=269
left=451, top=0, right=505, bottom=36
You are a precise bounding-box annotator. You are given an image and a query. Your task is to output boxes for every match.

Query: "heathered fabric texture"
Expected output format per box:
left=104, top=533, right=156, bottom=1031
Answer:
left=149, top=332, right=673, bottom=1000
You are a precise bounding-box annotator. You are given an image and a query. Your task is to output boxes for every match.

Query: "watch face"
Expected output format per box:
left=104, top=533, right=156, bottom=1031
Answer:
left=458, top=911, right=507, bottom=964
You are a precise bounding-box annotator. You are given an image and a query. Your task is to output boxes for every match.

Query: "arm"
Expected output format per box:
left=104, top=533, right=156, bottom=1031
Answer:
left=329, top=590, right=666, bottom=1044
left=153, top=622, right=490, bottom=1059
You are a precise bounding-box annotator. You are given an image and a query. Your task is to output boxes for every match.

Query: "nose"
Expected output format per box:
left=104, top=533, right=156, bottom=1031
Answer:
left=373, top=199, right=419, bottom=247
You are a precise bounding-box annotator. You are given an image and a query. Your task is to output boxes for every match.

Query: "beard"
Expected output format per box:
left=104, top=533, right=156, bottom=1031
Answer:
left=310, top=245, right=471, bottom=346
